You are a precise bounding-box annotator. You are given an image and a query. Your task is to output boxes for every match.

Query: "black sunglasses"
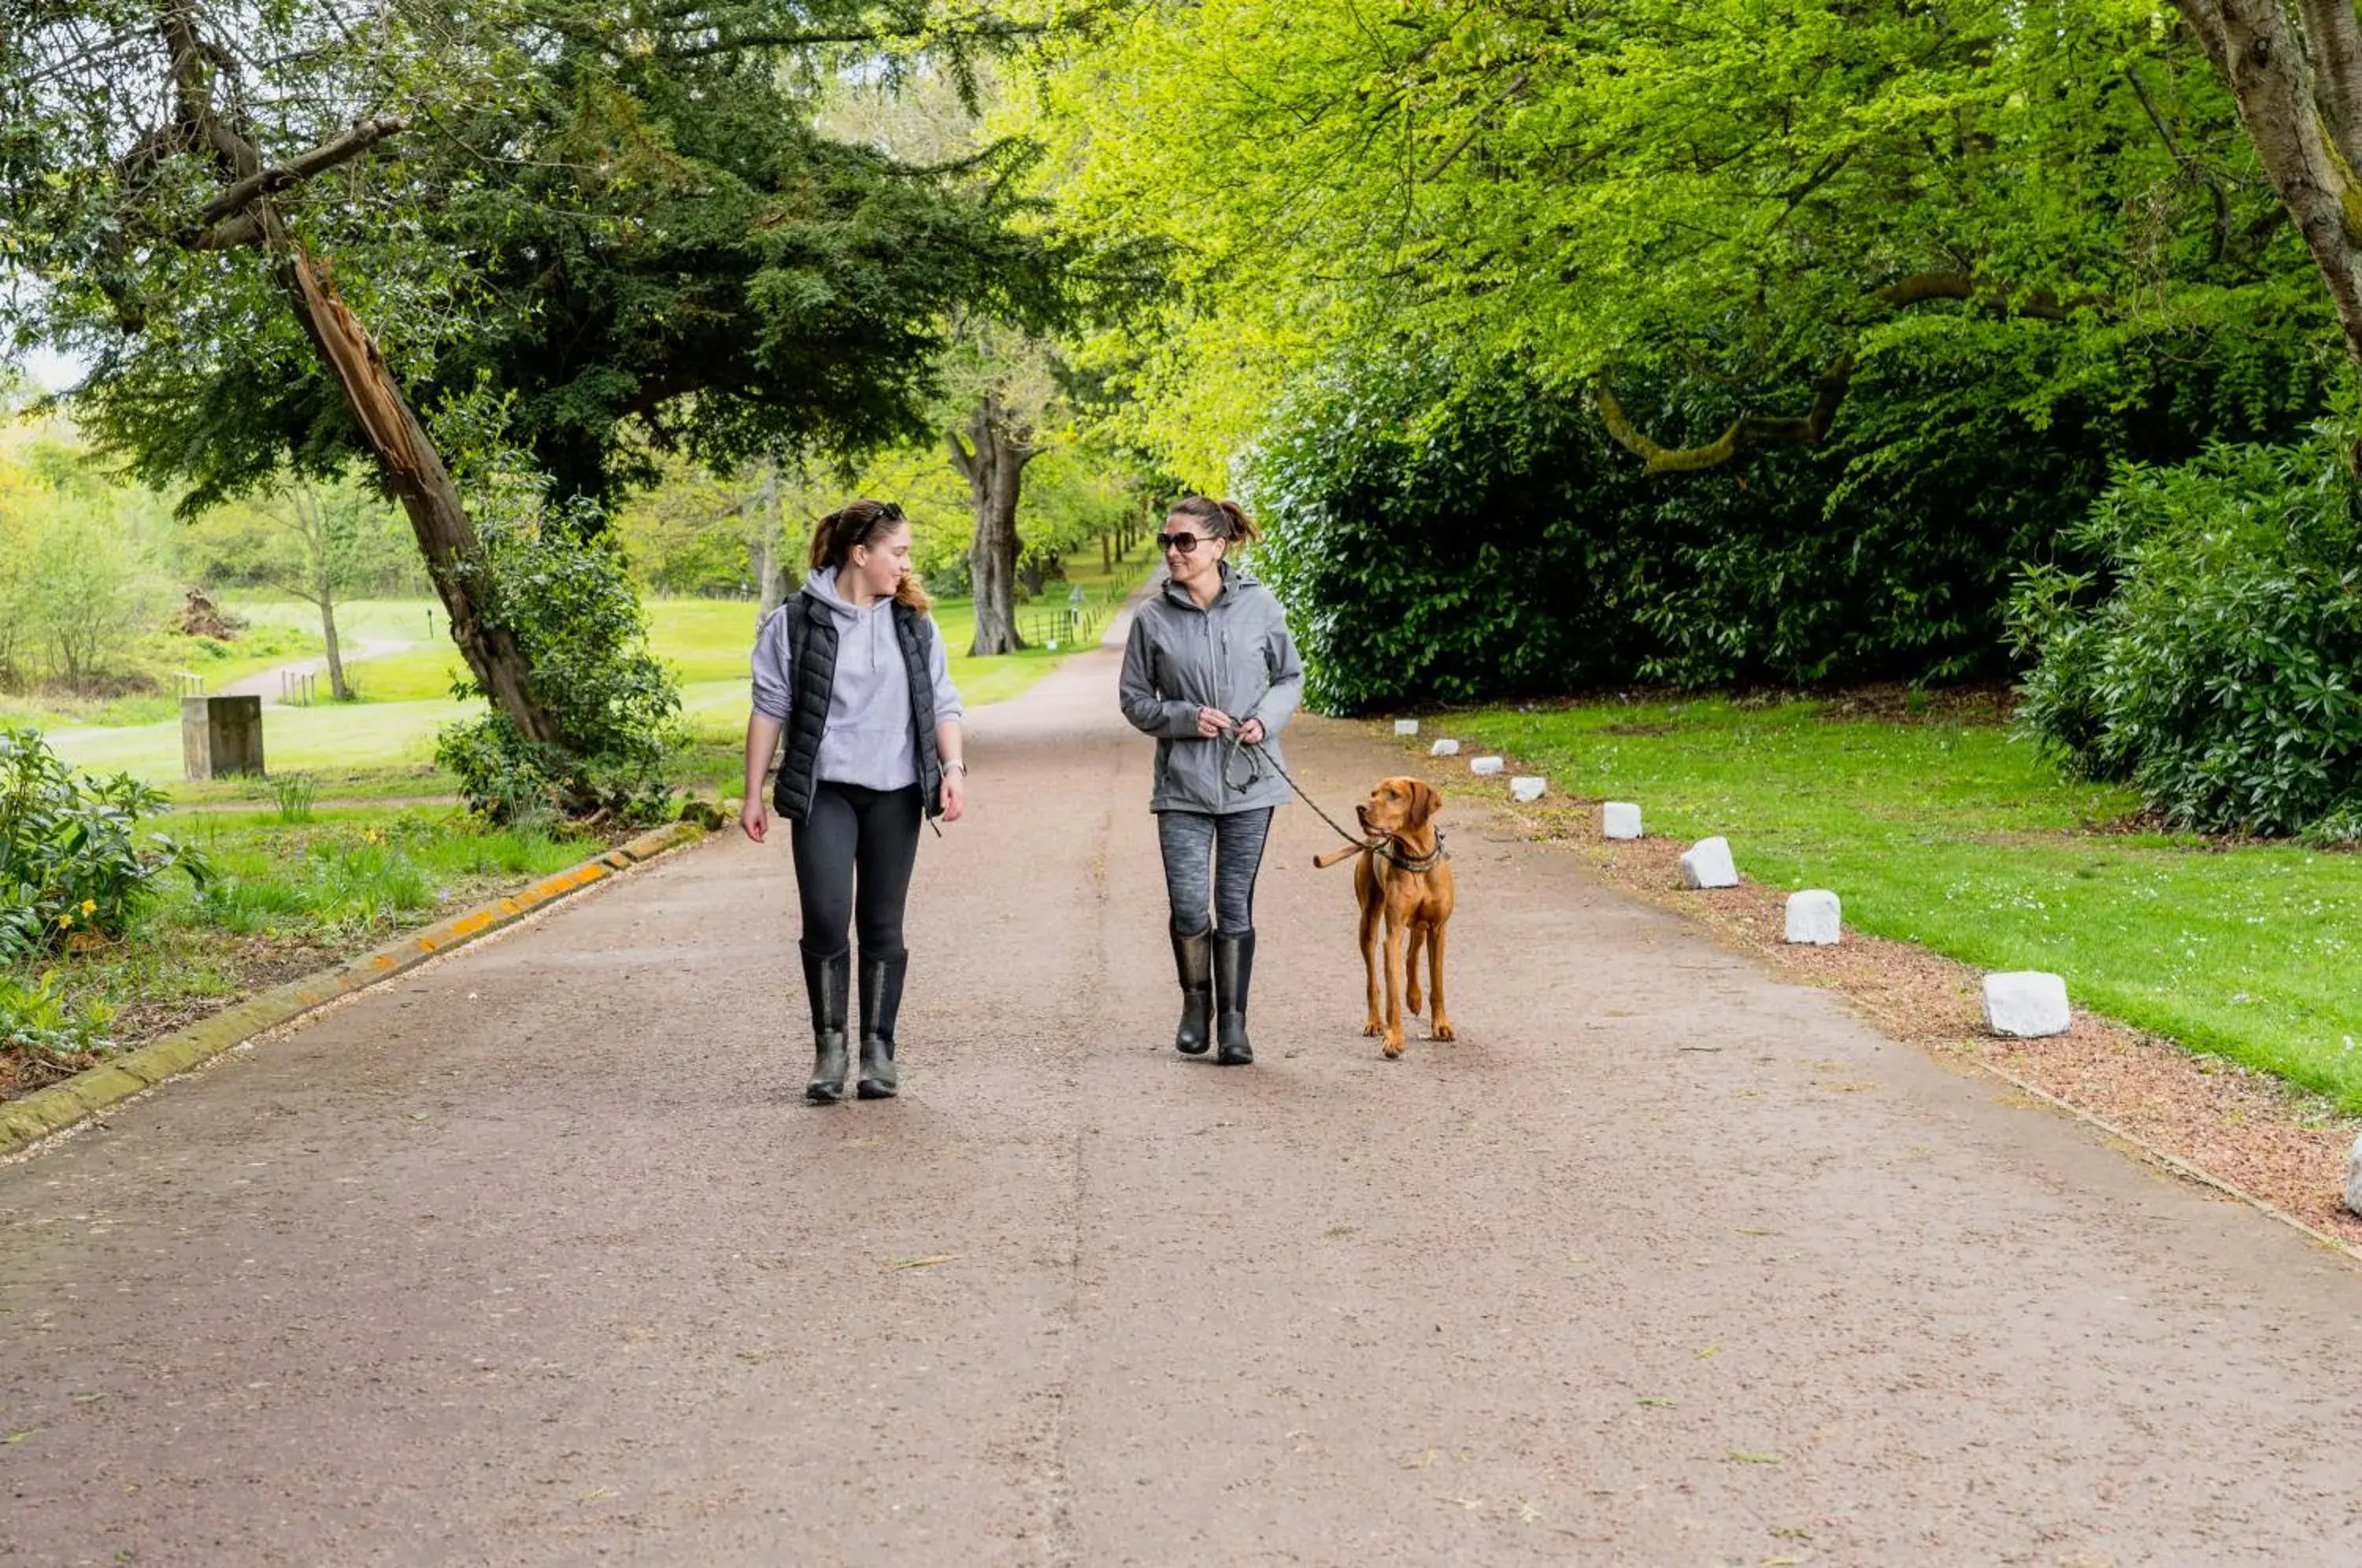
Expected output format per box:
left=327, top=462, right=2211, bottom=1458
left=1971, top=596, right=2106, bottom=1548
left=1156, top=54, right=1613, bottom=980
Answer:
left=1157, top=531, right=1216, bottom=553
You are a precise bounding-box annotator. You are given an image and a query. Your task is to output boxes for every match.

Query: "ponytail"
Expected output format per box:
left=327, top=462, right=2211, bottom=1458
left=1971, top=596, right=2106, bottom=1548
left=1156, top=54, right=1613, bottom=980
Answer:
left=1168, top=494, right=1257, bottom=546
left=809, top=497, right=930, bottom=612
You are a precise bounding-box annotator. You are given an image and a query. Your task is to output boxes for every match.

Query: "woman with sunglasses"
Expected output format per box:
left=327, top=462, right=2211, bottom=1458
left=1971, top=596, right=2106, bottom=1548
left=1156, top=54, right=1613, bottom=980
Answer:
left=1118, top=495, right=1305, bottom=1065
left=744, top=499, right=968, bottom=1104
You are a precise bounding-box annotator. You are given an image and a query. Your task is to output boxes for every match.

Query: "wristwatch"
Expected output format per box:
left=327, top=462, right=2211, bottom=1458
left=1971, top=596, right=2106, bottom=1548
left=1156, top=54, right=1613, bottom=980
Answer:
left=943, top=759, right=968, bottom=775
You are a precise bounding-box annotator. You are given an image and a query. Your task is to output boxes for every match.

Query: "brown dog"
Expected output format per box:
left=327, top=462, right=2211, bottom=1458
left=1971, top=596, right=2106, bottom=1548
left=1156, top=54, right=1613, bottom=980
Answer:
left=1313, top=776, right=1457, bottom=1057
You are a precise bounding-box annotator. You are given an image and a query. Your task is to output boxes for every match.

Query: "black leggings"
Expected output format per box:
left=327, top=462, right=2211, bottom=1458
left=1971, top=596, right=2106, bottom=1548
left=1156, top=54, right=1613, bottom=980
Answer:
left=790, top=782, right=923, bottom=958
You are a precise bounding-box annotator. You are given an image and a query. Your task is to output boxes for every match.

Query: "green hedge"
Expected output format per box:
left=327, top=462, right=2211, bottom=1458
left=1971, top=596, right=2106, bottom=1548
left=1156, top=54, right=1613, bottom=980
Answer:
left=1244, top=327, right=2326, bottom=714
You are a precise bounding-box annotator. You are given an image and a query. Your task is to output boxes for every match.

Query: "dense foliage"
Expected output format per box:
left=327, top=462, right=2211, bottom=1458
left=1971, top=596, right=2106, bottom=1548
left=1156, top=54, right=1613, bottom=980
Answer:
left=2009, top=435, right=2362, bottom=839
left=2, top=1, right=1083, bottom=516
left=1249, top=324, right=2331, bottom=712
left=431, top=402, right=683, bottom=825
left=1027, top=0, right=2310, bottom=486
left=0, top=727, right=205, bottom=960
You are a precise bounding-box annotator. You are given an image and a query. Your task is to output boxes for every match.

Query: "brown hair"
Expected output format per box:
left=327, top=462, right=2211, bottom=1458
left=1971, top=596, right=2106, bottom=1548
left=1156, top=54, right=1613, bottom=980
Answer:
left=1167, top=494, right=1257, bottom=546
left=809, top=498, right=929, bottom=610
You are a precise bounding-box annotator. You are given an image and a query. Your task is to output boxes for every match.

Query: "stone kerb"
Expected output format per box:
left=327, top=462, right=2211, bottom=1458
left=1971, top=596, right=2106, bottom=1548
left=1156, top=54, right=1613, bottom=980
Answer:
left=1678, top=835, right=1740, bottom=889
left=1983, top=971, right=2070, bottom=1038
left=1784, top=889, right=1842, bottom=945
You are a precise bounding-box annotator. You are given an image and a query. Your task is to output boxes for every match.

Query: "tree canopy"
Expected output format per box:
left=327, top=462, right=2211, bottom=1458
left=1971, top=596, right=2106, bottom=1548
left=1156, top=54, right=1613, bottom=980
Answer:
left=1021, top=0, right=2328, bottom=484
left=4, top=0, right=1083, bottom=515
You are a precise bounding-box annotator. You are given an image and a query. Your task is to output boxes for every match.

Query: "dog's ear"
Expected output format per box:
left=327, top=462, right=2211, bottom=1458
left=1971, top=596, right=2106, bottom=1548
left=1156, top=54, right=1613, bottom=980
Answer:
left=1410, top=778, right=1442, bottom=827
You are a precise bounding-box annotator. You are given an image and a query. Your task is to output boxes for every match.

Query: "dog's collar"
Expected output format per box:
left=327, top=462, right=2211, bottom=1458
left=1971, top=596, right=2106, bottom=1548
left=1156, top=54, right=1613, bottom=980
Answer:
left=1379, top=829, right=1448, bottom=873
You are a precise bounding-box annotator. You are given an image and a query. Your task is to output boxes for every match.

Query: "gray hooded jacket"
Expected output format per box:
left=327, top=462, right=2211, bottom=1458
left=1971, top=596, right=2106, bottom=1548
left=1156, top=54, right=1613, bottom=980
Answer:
left=750, top=568, right=964, bottom=793
left=1119, top=563, right=1305, bottom=814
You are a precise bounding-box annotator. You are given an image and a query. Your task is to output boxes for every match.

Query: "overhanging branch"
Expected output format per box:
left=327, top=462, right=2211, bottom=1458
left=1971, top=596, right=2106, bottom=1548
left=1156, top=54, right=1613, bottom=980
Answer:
left=1593, top=356, right=1854, bottom=475
left=1595, top=268, right=2112, bottom=473
left=193, top=116, right=408, bottom=227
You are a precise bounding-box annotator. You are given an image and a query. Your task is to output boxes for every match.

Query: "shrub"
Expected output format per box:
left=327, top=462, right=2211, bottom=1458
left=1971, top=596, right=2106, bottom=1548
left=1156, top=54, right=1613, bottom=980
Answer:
left=0, top=969, right=115, bottom=1066
left=0, top=727, right=209, bottom=954
left=0, top=727, right=206, bottom=958
left=430, top=393, right=685, bottom=825
left=1243, top=324, right=2329, bottom=713
left=2008, top=434, right=2362, bottom=836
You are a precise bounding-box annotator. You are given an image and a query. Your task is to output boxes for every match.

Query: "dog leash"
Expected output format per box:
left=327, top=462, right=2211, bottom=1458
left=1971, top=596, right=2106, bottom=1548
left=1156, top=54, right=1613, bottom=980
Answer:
left=1216, top=723, right=1445, bottom=866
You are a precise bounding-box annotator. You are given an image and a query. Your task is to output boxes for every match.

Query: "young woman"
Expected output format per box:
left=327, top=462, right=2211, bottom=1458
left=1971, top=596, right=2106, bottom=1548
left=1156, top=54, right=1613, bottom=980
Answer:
left=743, top=500, right=967, bottom=1103
left=1117, top=496, right=1304, bottom=1065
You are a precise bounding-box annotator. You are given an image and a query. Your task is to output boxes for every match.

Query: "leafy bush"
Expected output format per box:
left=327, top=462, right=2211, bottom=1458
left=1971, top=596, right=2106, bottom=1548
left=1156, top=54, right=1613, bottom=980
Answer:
left=430, top=394, right=685, bottom=825
left=0, top=727, right=206, bottom=958
left=2008, top=435, right=2362, bottom=836
left=0, top=969, right=115, bottom=1066
left=1244, top=324, right=2329, bottom=713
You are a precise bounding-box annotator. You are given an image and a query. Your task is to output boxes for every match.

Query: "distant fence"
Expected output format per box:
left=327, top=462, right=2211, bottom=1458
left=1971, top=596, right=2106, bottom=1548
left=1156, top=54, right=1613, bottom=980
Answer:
left=280, top=669, right=318, bottom=706
left=173, top=671, right=205, bottom=699
left=1020, top=582, right=1130, bottom=649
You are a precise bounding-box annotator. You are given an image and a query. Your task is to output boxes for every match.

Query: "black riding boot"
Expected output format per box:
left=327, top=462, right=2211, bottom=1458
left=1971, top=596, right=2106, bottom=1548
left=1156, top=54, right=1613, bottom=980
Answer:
left=857, top=948, right=908, bottom=1100
left=801, top=945, right=851, bottom=1104
left=1171, top=924, right=1213, bottom=1055
left=1213, top=929, right=1256, bottom=1066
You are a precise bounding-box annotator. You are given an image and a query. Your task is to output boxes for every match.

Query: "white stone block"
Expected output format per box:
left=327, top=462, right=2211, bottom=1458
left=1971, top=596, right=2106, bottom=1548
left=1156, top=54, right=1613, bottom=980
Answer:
left=1509, top=776, right=1546, bottom=803
left=1603, top=801, right=1643, bottom=840
left=1783, top=889, right=1842, bottom=945
left=1469, top=756, right=1505, bottom=776
left=1394, top=719, right=1420, bottom=736
left=1983, top=971, right=2070, bottom=1038
left=1678, top=836, right=1738, bottom=889
left=1429, top=738, right=1461, bottom=757
left=2346, top=1133, right=2362, bottom=1218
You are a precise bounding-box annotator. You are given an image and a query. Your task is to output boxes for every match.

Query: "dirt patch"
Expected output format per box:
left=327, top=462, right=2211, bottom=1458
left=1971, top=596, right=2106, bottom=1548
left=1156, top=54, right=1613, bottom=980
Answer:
left=1401, top=736, right=2362, bottom=1249
left=1809, top=681, right=2017, bottom=724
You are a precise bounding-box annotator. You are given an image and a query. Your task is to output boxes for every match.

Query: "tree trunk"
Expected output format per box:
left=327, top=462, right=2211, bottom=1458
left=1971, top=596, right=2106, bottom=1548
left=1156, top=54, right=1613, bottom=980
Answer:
left=154, top=11, right=559, bottom=746
left=318, top=590, right=349, bottom=701
left=946, top=389, right=1035, bottom=656
left=276, top=246, right=561, bottom=742
left=753, top=457, right=787, bottom=618
left=2176, top=0, right=2362, bottom=385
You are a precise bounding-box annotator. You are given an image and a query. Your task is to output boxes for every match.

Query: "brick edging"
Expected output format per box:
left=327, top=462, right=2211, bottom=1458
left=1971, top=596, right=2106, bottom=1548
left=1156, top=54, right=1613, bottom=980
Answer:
left=0, top=815, right=716, bottom=1159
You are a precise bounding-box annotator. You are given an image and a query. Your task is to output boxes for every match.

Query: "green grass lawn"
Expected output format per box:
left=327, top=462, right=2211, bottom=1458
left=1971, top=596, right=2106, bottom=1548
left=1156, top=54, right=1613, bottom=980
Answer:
left=1442, top=697, right=2362, bottom=1108
left=35, top=537, right=1157, bottom=791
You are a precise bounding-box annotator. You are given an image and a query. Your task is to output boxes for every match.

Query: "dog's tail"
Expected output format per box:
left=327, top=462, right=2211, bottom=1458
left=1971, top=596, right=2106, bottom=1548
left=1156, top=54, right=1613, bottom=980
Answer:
left=1312, top=841, right=1374, bottom=870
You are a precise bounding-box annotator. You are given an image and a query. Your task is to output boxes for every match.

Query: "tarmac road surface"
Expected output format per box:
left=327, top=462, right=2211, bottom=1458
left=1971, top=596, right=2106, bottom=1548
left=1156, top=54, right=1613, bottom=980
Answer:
left=6, top=612, right=2362, bottom=1565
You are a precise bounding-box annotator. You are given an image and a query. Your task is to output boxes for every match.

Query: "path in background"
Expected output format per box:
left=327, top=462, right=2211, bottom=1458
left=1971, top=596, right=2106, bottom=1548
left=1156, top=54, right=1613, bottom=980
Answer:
left=213, top=636, right=415, bottom=701
left=4, top=611, right=2360, bottom=1563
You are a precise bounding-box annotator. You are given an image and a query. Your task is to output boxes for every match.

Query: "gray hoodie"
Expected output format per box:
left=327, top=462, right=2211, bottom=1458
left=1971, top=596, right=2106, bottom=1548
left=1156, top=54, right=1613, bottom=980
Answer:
left=750, top=568, right=964, bottom=792
left=1119, top=563, right=1305, bottom=814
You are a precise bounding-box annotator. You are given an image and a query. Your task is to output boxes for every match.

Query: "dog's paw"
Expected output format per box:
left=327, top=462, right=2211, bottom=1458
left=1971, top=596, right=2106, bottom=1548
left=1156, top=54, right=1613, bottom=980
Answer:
left=1381, top=1035, right=1405, bottom=1060
left=1431, top=1019, right=1457, bottom=1042
left=1362, top=1019, right=1383, bottom=1037
left=1405, top=986, right=1425, bottom=1015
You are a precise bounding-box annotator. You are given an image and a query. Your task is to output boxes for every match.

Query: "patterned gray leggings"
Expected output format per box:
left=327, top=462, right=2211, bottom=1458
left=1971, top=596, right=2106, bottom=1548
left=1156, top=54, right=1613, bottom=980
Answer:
left=1157, top=808, right=1274, bottom=936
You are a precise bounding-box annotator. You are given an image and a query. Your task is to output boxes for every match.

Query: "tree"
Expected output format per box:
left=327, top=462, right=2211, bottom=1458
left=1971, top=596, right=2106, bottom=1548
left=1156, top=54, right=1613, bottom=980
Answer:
left=3, top=1, right=1087, bottom=752
left=2, top=2, right=562, bottom=741
left=183, top=475, right=413, bottom=699
left=1023, top=0, right=2319, bottom=485
left=2169, top=0, right=2362, bottom=414
left=946, top=369, right=1043, bottom=655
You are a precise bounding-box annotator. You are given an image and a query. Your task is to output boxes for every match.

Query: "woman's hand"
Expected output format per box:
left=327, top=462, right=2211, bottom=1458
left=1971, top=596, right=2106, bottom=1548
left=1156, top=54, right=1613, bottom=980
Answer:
left=740, top=798, right=768, bottom=842
left=1237, top=717, right=1266, bottom=745
left=940, top=767, right=968, bottom=823
left=1194, top=705, right=1236, bottom=738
